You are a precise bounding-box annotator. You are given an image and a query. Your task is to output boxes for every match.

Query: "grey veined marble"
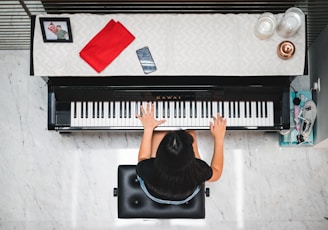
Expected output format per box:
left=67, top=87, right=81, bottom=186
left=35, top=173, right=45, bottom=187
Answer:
left=0, top=50, right=327, bottom=230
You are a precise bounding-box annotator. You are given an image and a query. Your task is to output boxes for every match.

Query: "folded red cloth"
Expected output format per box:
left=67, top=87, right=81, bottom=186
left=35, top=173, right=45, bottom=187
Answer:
left=80, top=19, right=135, bottom=73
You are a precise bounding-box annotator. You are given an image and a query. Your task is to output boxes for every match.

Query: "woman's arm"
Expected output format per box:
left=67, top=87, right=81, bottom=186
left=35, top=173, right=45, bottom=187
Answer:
left=207, top=113, right=227, bottom=182
left=136, top=103, right=166, bottom=162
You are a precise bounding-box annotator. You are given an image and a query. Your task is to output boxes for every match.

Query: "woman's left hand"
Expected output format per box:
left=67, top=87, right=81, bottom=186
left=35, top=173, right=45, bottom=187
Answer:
left=136, top=103, right=166, bottom=130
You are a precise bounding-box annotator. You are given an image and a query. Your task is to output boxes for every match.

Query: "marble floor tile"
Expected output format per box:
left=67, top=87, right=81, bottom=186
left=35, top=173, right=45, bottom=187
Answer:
left=0, top=50, right=327, bottom=230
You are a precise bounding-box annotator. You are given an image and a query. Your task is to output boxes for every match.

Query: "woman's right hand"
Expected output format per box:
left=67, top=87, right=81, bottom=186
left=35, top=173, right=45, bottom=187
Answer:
left=210, top=113, right=227, bottom=141
left=136, top=103, right=166, bottom=131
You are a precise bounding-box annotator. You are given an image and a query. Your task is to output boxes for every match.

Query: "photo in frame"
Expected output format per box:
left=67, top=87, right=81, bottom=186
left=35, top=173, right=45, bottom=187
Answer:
left=39, top=17, right=73, bottom=42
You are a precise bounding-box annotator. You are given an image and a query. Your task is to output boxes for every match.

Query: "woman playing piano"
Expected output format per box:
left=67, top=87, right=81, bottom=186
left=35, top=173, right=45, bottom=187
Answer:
left=136, top=102, right=227, bottom=204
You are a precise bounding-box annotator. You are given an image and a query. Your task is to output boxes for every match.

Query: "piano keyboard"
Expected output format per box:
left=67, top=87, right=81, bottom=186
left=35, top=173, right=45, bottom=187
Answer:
left=70, top=101, right=274, bottom=130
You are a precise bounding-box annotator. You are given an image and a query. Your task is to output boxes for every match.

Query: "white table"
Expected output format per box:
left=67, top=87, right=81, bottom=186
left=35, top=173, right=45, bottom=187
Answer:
left=32, top=13, right=306, bottom=77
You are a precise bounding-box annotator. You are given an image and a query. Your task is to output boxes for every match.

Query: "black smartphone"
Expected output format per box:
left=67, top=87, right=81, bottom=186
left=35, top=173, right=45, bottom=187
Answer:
left=136, top=46, right=157, bottom=74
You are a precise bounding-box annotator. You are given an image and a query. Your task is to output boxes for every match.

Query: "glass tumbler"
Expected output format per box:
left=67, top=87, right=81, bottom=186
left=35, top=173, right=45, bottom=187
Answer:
left=254, top=12, right=277, bottom=40
left=277, top=7, right=304, bottom=38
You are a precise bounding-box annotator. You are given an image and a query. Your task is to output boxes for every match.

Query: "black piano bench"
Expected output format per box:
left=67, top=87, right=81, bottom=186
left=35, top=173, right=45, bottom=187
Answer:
left=113, top=165, right=210, bottom=219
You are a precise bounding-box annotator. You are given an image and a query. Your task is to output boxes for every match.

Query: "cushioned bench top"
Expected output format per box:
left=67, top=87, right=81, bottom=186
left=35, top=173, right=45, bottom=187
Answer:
left=115, top=165, right=206, bottom=218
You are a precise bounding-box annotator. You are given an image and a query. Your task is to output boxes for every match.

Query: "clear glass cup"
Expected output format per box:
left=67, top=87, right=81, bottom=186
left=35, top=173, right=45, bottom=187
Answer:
left=254, top=12, right=277, bottom=40
left=277, top=7, right=304, bottom=38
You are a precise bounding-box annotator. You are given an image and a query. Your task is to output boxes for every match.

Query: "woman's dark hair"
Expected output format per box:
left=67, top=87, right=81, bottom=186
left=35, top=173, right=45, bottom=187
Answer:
left=145, top=130, right=211, bottom=200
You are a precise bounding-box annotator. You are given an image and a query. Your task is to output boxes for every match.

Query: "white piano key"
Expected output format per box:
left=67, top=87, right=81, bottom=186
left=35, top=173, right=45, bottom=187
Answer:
left=239, top=101, right=245, bottom=127
left=70, top=102, right=76, bottom=126
left=251, top=101, right=257, bottom=127
left=179, top=101, right=184, bottom=126
left=169, top=101, right=175, bottom=126
left=206, top=101, right=212, bottom=126
left=126, top=101, right=131, bottom=126
left=268, top=101, right=274, bottom=126
left=245, top=101, right=250, bottom=127
left=220, top=102, right=224, bottom=120
left=229, top=101, right=235, bottom=126
left=97, top=101, right=103, bottom=127
left=129, top=101, right=135, bottom=127
left=212, top=101, right=218, bottom=117
left=121, top=101, right=125, bottom=127
left=184, top=101, right=190, bottom=126
left=103, top=102, right=109, bottom=126
left=263, top=101, right=269, bottom=126
left=223, top=102, right=229, bottom=125
left=108, top=101, right=112, bottom=127
left=82, top=102, right=87, bottom=126
left=115, top=101, right=120, bottom=127
left=76, top=101, right=82, bottom=126
left=191, top=101, right=195, bottom=120
left=95, top=102, right=99, bottom=127
left=260, top=101, right=265, bottom=126
left=86, top=102, right=92, bottom=126
left=175, top=101, right=179, bottom=120
left=196, top=101, right=202, bottom=127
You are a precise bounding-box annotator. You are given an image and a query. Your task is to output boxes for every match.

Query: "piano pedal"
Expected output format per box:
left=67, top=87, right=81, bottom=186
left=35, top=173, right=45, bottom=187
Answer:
left=265, top=131, right=279, bottom=135
left=279, top=129, right=291, bottom=136
left=58, top=131, right=72, bottom=135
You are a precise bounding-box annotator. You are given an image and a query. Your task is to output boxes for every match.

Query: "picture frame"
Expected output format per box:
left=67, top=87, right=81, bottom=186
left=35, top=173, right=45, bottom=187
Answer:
left=39, top=17, right=73, bottom=42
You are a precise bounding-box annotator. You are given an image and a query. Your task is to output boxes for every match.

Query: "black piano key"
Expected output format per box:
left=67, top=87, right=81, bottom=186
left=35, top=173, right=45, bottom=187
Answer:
left=113, top=102, right=116, bottom=118
left=201, top=102, right=204, bottom=118
left=128, top=101, right=131, bottom=118
left=228, top=101, right=231, bottom=118
left=108, top=102, right=111, bottom=118
left=162, top=102, right=166, bottom=118
left=205, top=102, right=209, bottom=118
left=209, top=102, right=212, bottom=118
left=264, top=102, right=268, bottom=118
left=244, top=102, right=247, bottom=118
left=73, top=102, right=77, bottom=118
left=249, top=102, right=252, bottom=118
left=119, top=102, right=122, bottom=118
left=256, top=101, right=259, bottom=118
left=92, top=102, right=95, bottom=118
left=174, top=102, right=177, bottom=118
left=80, top=102, right=83, bottom=118
left=123, top=101, right=126, bottom=118
left=155, top=102, right=158, bottom=118
left=124, top=101, right=127, bottom=118
left=120, top=101, right=125, bottom=118
left=85, top=102, right=88, bottom=118
left=178, top=102, right=182, bottom=118
left=259, top=102, right=262, bottom=118
left=179, top=101, right=182, bottom=118
left=237, top=102, right=240, bottom=118
left=93, top=102, right=97, bottom=118
left=101, top=102, right=104, bottom=118
left=97, top=102, right=100, bottom=118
